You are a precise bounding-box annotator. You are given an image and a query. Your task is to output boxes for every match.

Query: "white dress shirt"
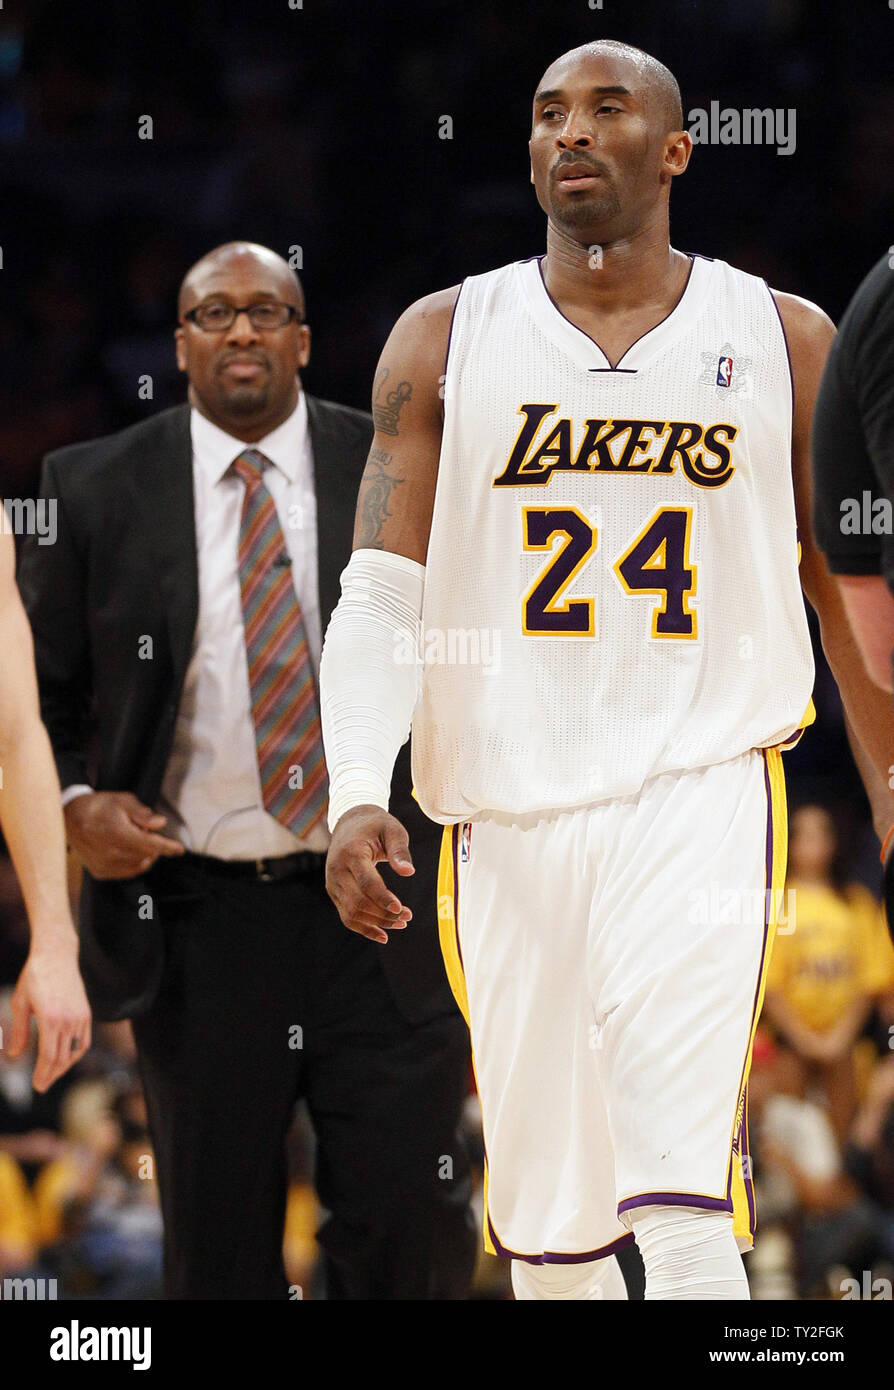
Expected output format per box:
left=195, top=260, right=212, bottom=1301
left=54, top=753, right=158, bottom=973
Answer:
left=65, top=393, right=330, bottom=858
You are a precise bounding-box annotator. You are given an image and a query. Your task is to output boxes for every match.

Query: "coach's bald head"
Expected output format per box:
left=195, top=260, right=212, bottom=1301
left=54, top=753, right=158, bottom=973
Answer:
left=529, top=40, right=691, bottom=245
left=175, top=241, right=310, bottom=443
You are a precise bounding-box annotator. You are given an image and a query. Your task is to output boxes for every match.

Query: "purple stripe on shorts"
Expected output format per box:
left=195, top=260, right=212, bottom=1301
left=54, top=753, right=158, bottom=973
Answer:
left=451, top=823, right=463, bottom=968
left=487, top=1210, right=635, bottom=1265
left=618, top=1192, right=733, bottom=1217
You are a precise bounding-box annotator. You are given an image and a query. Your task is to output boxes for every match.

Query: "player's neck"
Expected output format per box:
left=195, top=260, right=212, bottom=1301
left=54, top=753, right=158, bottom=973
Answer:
left=542, top=219, right=686, bottom=316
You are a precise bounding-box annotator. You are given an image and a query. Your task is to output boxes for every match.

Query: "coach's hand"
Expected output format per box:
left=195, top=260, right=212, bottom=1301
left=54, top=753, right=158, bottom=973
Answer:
left=64, top=791, right=185, bottom=880
left=326, top=804, right=415, bottom=942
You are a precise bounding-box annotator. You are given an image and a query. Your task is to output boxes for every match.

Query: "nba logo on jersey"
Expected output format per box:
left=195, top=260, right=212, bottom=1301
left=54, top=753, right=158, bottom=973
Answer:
left=716, top=355, right=733, bottom=387
left=460, top=822, right=472, bottom=862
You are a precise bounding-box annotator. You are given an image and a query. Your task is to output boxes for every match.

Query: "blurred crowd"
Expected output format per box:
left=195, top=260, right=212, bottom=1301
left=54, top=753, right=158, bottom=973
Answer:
left=1, top=0, right=893, bottom=1299
left=751, top=805, right=894, bottom=1300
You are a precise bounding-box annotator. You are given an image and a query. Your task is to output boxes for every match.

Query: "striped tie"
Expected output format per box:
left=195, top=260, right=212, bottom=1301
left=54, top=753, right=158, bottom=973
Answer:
left=233, top=448, right=328, bottom=838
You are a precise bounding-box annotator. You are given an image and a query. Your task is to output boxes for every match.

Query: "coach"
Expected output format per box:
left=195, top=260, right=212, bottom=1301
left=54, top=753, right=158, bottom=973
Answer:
left=18, top=241, right=475, bottom=1300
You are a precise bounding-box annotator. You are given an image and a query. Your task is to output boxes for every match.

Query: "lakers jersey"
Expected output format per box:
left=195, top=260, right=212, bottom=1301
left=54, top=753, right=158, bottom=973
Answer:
left=411, top=253, right=815, bottom=823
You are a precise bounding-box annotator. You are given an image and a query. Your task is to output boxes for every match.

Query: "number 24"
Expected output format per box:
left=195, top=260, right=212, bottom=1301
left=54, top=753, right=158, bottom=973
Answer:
left=522, top=505, right=698, bottom=639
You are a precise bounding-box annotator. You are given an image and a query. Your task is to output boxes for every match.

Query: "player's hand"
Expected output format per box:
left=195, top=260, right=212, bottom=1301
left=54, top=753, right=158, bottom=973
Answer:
left=7, top=944, right=92, bottom=1091
left=326, top=804, right=415, bottom=943
left=65, top=791, right=185, bottom=880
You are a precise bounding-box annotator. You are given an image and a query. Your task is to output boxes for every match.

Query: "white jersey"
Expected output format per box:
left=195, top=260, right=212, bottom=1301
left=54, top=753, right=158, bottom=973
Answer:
left=411, top=253, right=814, bottom=823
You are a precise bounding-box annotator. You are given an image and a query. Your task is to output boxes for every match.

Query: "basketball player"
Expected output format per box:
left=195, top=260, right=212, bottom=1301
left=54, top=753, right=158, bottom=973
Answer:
left=319, top=41, right=894, bottom=1299
left=0, top=528, right=91, bottom=1090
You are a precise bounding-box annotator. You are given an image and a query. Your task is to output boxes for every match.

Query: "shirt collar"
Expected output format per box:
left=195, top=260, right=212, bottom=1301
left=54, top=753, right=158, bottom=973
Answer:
left=190, top=390, right=308, bottom=485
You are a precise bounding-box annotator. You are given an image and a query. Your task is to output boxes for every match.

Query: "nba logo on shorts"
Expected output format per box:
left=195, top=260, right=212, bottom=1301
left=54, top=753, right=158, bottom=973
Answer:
left=716, top=355, right=733, bottom=387
left=460, top=823, right=472, bottom=862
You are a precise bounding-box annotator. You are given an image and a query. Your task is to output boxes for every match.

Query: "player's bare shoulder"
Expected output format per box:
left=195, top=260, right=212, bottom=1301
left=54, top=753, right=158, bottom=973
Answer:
left=771, top=289, right=836, bottom=382
left=354, top=285, right=461, bottom=563
left=372, top=284, right=461, bottom=425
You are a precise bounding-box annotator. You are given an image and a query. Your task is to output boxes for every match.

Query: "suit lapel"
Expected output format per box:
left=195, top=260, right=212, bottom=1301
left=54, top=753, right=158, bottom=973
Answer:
left=141, top=404, right=199, bottom=688
left=306, top=393, right=356, bottom=628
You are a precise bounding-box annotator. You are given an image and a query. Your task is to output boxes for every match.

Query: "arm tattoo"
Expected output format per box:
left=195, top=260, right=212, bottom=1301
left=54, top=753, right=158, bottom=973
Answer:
left=372, top=367, right=413, bottom=436
left=355, top=446, right=404, bottom=549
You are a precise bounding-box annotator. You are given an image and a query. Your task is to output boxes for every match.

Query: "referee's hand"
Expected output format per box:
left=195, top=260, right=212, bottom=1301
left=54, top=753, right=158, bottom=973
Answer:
left=326, top=805, right=415, bottom=943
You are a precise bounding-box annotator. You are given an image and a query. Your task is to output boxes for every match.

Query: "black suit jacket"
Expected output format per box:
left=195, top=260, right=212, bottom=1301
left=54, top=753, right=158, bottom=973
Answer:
left=18, top=397, right=455, bottom=1026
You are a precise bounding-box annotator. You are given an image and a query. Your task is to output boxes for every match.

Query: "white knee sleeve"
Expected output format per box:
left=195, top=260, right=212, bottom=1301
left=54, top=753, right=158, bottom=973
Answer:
left=630, top=1206, right=749, bottom=1300
left=511, top=1255, right=628, bottom=1301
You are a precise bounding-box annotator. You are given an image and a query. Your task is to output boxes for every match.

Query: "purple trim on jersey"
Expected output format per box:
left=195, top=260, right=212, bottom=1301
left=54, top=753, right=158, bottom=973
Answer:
left=764, top=279, right=795, bottom=419
left=487, top=1210, right=635, bottom=1264
left=451, top=822, right=464, bottom=968
left=618, top=1192, right=732, bottom=1217
left=535, top=252, right=696, bottom=372
left=743, top=1099, right=756, bottom=1235
left=442, top=281, right=466, bottom=387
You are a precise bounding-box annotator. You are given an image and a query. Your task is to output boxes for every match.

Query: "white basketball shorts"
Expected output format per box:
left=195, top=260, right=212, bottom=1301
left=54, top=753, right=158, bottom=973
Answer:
left=436, top=746, right=787, bottom=1265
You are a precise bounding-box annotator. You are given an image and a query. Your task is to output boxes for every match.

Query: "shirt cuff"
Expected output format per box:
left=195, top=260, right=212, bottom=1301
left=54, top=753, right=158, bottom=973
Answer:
left=61, top=784, right=94, bottom=807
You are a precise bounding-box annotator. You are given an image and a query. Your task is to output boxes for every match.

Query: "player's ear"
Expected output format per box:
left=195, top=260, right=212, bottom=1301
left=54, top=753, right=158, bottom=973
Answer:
left=664, top=128, right=693, bottom=178
left=528, top=137, right=535, bottom=186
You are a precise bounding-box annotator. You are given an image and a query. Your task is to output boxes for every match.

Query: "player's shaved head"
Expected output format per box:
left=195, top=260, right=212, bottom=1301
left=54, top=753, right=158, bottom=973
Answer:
left=535, top=40, right=683, bottom=135
left=178, top=241, right=304, bottom=319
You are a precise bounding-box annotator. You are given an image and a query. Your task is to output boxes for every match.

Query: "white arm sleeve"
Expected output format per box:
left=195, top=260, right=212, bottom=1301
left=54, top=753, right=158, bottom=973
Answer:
left=319, top=547, right=425, bottom=832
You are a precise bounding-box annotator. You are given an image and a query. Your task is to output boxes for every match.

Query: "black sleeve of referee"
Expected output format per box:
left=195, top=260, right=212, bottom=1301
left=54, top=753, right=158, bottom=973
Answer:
left=812, top=254, right=894, bottom=581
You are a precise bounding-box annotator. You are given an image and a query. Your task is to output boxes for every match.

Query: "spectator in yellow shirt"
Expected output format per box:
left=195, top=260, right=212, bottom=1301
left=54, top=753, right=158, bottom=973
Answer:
left=763, top=804, right=894, bottom=1142
left=0, top=1150, right=36, bottom=1275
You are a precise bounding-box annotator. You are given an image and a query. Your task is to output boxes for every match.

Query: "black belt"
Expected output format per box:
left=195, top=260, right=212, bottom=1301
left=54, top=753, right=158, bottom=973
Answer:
left=177, top=850, right=326, bottom=882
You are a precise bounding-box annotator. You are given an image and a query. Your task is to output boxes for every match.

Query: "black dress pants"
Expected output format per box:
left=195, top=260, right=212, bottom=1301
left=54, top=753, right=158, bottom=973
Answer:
left=131, top=854, right=475, bottom=1299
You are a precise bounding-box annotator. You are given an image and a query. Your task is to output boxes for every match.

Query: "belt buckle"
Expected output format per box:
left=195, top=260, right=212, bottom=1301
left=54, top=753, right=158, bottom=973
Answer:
left=256, top=858, right=275, bottom=883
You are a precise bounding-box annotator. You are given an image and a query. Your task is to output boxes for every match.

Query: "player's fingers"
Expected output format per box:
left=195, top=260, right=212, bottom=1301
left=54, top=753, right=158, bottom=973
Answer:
left=6, top=985, right=30, bottom=1059
left=32, top=1017, right=62, bottom=1092
left=351, top=861, right=408, bottom=917
left=340, top=910, right=390, bottom=944
left=352, top=908, right=408, bottom=933
left=381, top=821, right=414, bottom=875
left=49, top=1026, right=90, bottom=1086
left=337, top=878, right=411, bottom=928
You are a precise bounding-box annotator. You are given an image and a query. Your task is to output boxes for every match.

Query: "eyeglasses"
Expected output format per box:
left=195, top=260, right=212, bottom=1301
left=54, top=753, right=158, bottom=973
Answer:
left=182, top=301, right=304, bottom=332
